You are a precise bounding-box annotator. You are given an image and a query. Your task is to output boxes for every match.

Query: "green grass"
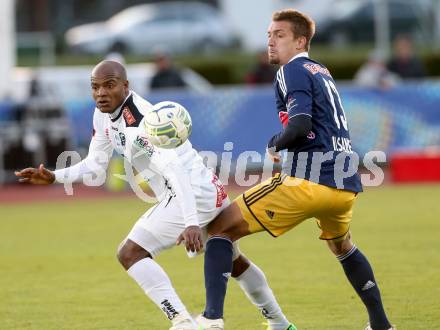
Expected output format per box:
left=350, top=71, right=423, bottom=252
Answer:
left=1, top=184, right=440, bottom=329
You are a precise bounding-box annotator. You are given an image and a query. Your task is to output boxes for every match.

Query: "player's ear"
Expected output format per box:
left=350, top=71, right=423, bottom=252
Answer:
left=124, top=79, right=129, bottom=92
left=295, top=36, right=307, bottom=50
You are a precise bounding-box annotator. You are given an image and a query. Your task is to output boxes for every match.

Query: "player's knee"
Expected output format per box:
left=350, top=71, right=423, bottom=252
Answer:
left=207, top=202, right=249, bottom=241
left=117, top=239, right=150, bottom=270
left=327, top=235, right=353, bottom=256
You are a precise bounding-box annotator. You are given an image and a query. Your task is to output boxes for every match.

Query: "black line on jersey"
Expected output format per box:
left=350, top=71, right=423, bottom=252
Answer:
left=245, top=174, right=286, bottom=206
left=241, top=195, right=277, bottom=238
left=123, top=94, right=143, bottom=127
left=165, top=195, right=173, bottom=207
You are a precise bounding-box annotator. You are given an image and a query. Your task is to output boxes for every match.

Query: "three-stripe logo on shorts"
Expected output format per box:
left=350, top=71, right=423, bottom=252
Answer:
left=244, top=174, right=287, bottom=206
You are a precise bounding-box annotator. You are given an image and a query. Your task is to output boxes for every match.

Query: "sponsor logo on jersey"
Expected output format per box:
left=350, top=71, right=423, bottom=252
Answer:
left=134, top=136, right=154, bottom=157
left=111, top=126, right=118, bottom=131
left=160, top=299, right=179, bottom=320
left=122, top=106, right=136, bottom=125
left=303, top=63, right=331, bottom=77
left=164, top=178, right=176, bottom=199
left=212, top=174, right=227, bottom=207
left=118, top=132, right=126, bottom=147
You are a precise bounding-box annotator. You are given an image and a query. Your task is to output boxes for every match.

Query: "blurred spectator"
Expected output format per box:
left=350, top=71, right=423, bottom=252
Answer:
left=387, top=35, right=426, bottom=79
left=354, top=50, right=400, bottom=89
left=149, top=52, right=186, bottom=90
left=29, top=75, right=42, bottom=97
left=245, top=50, right=277, bottom=85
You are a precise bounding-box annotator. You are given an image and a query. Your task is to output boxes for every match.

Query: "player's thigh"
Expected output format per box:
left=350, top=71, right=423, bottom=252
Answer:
left=235, top=174, right=314, bottom=237
left=126, top=198, right=185, bottom=257
left=314, top=187, right=358, bottom=241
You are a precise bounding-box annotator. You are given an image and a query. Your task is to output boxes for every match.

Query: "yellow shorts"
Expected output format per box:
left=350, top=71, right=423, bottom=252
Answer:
left=235, top=173, right=357, bottom=241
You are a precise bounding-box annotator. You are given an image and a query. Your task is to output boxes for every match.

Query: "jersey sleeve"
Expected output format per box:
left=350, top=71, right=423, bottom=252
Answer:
left=277, top=65, right=313, bottom=119
left=53, top=109, right=113, bottom=183
left=129, top=131, right=199, bottom=228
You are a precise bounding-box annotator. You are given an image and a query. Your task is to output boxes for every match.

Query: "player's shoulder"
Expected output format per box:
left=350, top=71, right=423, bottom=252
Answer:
left=282, top=57, right=312, bottom=75
left=131, top=91, right=153, bottom=116
left=298, top=58, right=332, bottom=79
left=92, top=107, right=109, bottom=129
left=120, top=91, right=152, bottom=128
left=277, top=57, right=313, bottom=91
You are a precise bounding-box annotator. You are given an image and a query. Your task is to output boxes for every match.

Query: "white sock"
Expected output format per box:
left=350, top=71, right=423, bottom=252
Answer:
left=234, top=262, right=290, bottom=330
left=127, top=258, right=190, bottom=322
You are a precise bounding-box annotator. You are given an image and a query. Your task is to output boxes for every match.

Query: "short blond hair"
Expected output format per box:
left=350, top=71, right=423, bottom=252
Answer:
left=272, top=9, right=315, bottom=51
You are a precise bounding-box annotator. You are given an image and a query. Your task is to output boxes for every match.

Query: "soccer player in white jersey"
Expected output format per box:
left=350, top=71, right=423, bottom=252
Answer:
left=15, top=61, right=293, bottom=330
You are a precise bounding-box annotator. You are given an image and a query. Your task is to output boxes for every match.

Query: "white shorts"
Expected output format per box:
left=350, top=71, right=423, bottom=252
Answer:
left=126, top=196, right=241, bottom=259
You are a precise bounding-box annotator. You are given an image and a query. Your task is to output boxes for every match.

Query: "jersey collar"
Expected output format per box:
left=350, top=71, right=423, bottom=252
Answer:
left=288, top=52, right=309, bottom=63
left=109, top=91, right=133, bottom=122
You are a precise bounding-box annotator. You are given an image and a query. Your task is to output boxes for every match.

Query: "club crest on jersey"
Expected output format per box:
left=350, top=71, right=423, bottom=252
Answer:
left=307, top=131, right=316, bottom=139
left=123, top=106, right=136, bottom=125
left=134, top=135, right=154, bottom=157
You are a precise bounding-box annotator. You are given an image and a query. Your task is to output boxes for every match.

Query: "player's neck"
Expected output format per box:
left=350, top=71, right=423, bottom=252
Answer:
left=283, top=51, right=309, bottom=65
left=109, top=91, right=132, bottom=120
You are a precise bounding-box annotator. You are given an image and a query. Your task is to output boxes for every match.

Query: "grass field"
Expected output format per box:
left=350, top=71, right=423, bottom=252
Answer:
left=1, top=184, right=440, bottom=329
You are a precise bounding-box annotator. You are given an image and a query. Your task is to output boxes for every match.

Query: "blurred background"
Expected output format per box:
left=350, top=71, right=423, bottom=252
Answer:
left=1, top=2, right=440, bottom=329
left=1, top=0, right=440, bottom=185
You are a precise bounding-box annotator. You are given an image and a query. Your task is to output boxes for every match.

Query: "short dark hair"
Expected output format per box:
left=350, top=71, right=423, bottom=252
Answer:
left=272, top=9, right=315, bottom=51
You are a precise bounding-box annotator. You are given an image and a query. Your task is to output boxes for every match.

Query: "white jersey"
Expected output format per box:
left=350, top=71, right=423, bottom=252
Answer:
left=54, top=91, right=227, bottom=228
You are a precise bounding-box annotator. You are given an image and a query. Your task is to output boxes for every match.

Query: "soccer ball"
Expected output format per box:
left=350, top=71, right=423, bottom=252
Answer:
left=143, top=101, right=192, bottom=149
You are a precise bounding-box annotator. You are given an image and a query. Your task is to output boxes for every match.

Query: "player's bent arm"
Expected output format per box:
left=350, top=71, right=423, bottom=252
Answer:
left=164, top=160, right=203, bottom=253
left=268, top=114, right=312, bottom=152
left=163, top=161, right=199, bottom=228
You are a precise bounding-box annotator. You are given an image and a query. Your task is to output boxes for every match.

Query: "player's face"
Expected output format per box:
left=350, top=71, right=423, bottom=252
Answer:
left=267, top=21, right=301, bottom=65
left=91, top=74, right=129, bottom=114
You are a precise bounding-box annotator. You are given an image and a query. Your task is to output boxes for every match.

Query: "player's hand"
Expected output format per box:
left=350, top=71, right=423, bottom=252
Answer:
left=176, top=226, right=203, bottom=253
left=266, top=147, right=281, bottom=163
left=15, top=164, right=55, bottom=185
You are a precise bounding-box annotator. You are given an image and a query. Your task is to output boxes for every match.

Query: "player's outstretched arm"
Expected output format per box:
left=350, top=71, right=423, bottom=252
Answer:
left=15, top=164, right=55, bottom=185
